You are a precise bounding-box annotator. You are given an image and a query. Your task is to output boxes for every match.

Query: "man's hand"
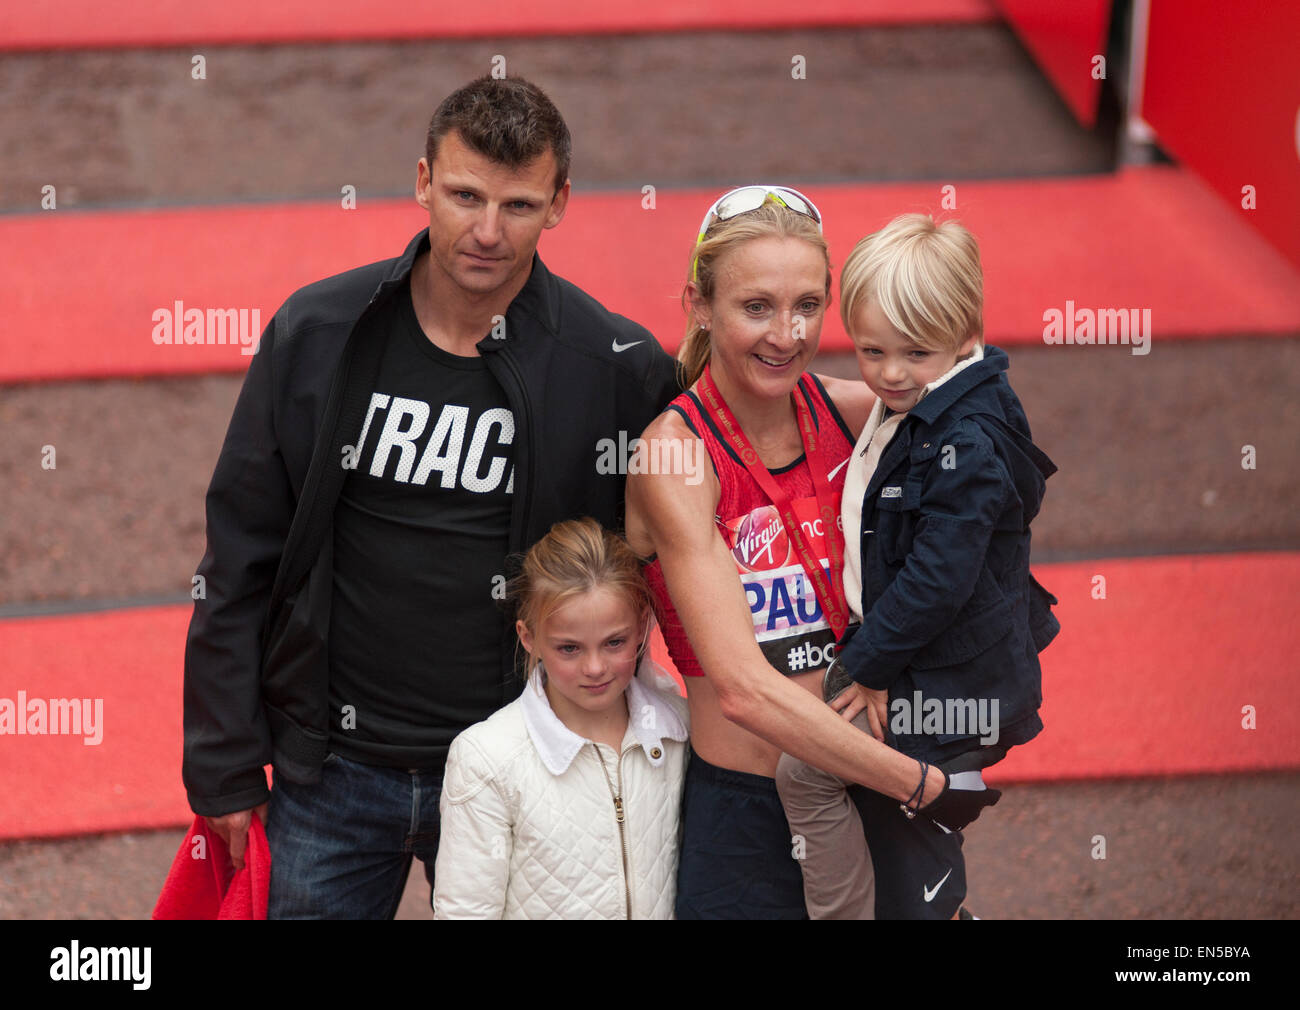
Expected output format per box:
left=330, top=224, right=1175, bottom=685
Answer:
left=828, top=681, right=889, bottom=742
left=204, top=802, right=269, bottom=871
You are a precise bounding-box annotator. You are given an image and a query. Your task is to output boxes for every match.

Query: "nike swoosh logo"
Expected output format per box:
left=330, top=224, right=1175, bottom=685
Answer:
left=612, top=339, right=644, bottom=353
left=923, top=868, right=953, bottom=902
left=827, top=457, right=850, bottom=482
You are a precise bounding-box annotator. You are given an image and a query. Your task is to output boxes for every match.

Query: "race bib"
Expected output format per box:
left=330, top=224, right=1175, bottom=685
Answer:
left=723, top=497, right=842, bottom=676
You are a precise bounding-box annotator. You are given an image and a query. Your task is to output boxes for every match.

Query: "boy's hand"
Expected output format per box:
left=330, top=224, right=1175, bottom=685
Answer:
left=829, top=682, right=889, bottom=742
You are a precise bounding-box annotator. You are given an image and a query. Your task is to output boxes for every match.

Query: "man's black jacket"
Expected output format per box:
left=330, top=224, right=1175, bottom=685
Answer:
left=183, top=228, right=680, bottom=817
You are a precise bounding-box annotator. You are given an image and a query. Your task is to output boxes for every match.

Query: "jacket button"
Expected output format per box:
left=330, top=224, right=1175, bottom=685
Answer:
left=649, top=747, right=662, bottom=759
left=922, top=442, right=931, bottom=448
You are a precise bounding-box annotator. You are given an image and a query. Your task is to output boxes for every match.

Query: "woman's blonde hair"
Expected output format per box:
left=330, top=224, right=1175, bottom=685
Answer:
left=839, top=213, right=983, bottom=353
left=679, top=200, right=831, bottom=388
left=508, top=518, right=653, bottom=677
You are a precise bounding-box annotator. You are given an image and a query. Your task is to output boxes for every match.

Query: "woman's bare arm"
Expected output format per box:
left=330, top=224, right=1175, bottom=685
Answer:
left=626, top=412, right=941, bottom=803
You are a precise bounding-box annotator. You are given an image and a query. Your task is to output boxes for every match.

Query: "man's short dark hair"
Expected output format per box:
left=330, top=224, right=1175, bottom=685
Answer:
left=426, top=76, right=572, bottom=196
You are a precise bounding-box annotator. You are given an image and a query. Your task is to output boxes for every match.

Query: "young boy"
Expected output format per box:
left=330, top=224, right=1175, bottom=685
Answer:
left=774, top=213, right=1059, bottom=920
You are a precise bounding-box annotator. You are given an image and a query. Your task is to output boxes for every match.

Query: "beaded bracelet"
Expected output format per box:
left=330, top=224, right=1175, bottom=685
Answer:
left=900, top=759, right=929, bottom=819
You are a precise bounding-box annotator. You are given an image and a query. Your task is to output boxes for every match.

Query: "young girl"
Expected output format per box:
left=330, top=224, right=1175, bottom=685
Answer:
left=432, top=518, right=689, bottom=919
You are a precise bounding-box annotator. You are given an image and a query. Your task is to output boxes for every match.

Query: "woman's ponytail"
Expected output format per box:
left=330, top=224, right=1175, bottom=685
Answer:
left=677, top=321, right=712, bottom=389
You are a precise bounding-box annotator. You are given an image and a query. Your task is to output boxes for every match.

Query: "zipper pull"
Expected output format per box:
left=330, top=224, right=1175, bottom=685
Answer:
left=613, top=796, right=625, bottom=824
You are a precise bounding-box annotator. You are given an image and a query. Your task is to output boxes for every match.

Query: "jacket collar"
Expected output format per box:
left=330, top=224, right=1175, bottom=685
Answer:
left=386, top=228, right=431, bottom=285
left=501, top=249, right=561, bottom=339
left=519, top=658, right=689, bottom=776
left=907, top=344, right=1008, bottom=426
left=859, top=343, right=987, bottom=447
left=861, top=345, right=1005, bottom=502
left=380, top=229, right=562, bottom=342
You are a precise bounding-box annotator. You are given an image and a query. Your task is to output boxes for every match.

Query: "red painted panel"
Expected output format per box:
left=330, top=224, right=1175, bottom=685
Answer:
left=996, top=0, right=1113, bottom=127
left=1141, top=0, right=1300, bottom=272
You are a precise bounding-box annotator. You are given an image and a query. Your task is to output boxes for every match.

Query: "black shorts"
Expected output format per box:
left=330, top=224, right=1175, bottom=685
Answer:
left=849, top=784, right=967, bottom=920
left=675, top=748, right=807, bottom=919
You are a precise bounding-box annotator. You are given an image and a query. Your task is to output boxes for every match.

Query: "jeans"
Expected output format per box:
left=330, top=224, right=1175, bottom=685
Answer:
left=266, top=751, right=444, bottom=919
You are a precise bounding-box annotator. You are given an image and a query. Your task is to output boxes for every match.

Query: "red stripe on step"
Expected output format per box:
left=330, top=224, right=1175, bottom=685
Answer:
left=0, top=553, right=1296, bottom=839
left=5, top=167, right=1298, bottom=385
left=0, top=1, right=997, bottom=52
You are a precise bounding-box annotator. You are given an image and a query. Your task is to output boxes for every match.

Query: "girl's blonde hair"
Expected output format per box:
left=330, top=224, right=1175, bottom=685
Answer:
left=679, top=200, right=831, bottom=388
left=839, top=213, right=983, bottom=353
left=508, top=518, right=652, bottom=676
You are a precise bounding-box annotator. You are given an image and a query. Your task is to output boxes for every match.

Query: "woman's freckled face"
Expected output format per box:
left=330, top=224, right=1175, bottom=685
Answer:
left=698, top=236, right=828, bottom=397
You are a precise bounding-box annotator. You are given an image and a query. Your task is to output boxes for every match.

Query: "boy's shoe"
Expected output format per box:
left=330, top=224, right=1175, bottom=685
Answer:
left=921, top=746, right=1009, bottom=832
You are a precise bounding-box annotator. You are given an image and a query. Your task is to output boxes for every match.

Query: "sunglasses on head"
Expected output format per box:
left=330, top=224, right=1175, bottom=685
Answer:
left=692, top=185, right=824, bottom=282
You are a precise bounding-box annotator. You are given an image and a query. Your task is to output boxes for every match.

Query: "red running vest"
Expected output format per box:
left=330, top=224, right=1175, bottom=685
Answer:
left=644, top=374, right=855, bottom=678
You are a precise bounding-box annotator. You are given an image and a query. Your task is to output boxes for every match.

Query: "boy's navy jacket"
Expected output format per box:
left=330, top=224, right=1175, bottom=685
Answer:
left=182, top=229, right=680, bottom=818
left=836, top=345, right=1059, bottom=762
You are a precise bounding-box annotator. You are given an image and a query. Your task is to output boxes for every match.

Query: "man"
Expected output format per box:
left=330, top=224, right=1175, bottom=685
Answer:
left=182, top=76, right=680, bottom=918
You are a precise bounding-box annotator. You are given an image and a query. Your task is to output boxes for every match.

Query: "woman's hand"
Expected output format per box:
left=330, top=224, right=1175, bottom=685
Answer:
left=828, top=682, right=888, bottom=741
left=920, top=747, right=1008, bottom=831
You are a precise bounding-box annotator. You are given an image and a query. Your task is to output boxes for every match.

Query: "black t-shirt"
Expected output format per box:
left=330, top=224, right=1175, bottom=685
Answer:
left=328, top=279, right=515, bottom=769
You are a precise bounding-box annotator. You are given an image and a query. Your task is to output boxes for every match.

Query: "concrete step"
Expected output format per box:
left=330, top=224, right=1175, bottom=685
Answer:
left=0, top=24, right=1115, bottom=214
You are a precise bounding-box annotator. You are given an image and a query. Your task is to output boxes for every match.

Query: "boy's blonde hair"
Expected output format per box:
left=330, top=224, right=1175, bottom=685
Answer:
left=839, top=213, right=983, bottom=353
left=508, top=518, right=652, bottom=677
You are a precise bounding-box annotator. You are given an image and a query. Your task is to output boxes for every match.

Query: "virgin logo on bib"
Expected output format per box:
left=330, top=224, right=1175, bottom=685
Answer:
left=731, top=505, right=790, bottom=571
left=722, top=498, right=843, bottom=676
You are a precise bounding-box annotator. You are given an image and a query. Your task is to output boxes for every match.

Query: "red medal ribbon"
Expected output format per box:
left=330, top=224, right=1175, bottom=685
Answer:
left=698, top=363, right=849, bottom=641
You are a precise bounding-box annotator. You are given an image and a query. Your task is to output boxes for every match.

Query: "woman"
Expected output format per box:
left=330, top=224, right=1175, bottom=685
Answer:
left=624, top=186, right=981, bottom=919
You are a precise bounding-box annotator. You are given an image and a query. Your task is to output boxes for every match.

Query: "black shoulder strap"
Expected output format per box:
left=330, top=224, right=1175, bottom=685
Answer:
left=796, top=374, right=823, bottom=432
left=665, top=402, right=699, bottom=436
left=805, top=373, right=855, bottom=442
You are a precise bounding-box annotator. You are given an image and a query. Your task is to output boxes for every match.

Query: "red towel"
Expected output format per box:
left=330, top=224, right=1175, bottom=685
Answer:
left=152, top=813, right=270, bottom=919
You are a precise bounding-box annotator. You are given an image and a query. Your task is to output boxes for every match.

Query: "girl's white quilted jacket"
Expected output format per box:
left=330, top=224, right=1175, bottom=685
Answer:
left=433, top=661, right=689, bottom=919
